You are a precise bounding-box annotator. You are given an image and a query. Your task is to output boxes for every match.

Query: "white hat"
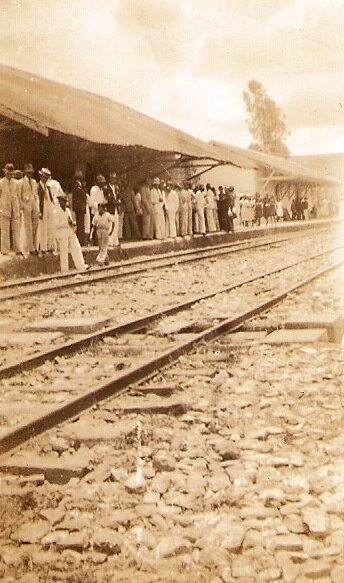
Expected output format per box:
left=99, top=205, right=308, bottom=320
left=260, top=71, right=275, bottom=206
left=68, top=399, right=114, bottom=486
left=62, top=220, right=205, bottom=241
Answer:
left=39, top=167, right=52, bottom=178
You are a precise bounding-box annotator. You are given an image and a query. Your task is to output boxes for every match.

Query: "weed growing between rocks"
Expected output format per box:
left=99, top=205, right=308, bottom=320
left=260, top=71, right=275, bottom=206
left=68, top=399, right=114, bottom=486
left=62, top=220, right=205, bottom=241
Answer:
left=0, top=495, right=23, bottom=535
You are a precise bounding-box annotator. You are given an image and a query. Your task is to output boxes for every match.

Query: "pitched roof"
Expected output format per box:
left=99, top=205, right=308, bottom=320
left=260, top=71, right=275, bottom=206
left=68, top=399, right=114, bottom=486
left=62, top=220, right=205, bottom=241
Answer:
left=0, top=63, right=250, bottom=168
left=210, top=141, right=342, bottom=186
left=0, top=64, right=339, bottom=186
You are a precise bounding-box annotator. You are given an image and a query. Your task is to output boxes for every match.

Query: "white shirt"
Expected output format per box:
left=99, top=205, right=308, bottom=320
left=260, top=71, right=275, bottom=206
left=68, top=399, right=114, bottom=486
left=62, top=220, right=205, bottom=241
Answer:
left=89, top=185, right=106, bottom=215
left=47, top=179, right=64, bottom=205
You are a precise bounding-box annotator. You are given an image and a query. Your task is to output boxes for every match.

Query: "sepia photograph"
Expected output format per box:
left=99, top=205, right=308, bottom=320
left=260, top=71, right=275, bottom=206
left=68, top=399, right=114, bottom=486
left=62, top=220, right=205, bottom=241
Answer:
left=0, top=1, right=343, bottom=581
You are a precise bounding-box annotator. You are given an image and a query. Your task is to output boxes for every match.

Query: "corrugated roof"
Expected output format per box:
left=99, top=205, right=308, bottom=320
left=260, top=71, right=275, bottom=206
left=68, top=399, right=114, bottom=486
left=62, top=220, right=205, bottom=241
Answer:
left=0, top=64, right=251, bottom=168
left=210, top=141, right=343, bottom=186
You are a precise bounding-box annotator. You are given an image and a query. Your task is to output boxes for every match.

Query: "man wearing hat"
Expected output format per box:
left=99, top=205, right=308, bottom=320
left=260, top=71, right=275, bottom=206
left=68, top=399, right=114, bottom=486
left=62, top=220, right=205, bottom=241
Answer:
left=90, top=174, right=106, bottom=215
left=89, top=174, right=106, bottom=244
left=178, top=182, right=189, bottom=237
left=0, top=163, right=21, bottom=254
left=36, top=167, right=55, bottom=253
left=194, top=184, right=207, bottom=235
left=18, top=163, right=39, bottom=255
left=205, top=184, right=217, bottom=233
left=53, top=191, right=88, bottom=272
left=150, top=177, right=166, bottom=239
left=224, top=186, right=236, bottom=233
left=165, top=181, right=179, bottom=238
left=71, top=170, right=87, bottom=246
left=103, top=171, right=121, bottom=246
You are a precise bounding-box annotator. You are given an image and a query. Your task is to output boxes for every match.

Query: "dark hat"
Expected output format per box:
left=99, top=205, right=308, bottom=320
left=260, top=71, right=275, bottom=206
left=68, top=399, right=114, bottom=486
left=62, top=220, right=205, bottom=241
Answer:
left=3, top=163, right=14, bottom=172
left=39, top=167, right=52, bottom=178
left=23, top=163, right=34, bottom=172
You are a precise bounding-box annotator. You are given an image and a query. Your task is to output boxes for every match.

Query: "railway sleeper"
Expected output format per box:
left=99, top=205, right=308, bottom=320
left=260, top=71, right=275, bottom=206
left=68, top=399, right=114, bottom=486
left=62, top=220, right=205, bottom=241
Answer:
left=241, top=311, right=343, bottom=344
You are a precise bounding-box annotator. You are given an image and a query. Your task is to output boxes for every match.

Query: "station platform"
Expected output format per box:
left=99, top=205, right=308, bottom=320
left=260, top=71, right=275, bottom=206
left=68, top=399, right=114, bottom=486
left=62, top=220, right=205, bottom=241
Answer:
left=0, top=218, right=340, bottom=281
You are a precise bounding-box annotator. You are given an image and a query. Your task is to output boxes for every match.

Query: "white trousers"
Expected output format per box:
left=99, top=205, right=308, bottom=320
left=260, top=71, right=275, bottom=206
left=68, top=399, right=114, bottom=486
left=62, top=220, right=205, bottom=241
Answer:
left=108, top=211, right=119, bottom=246
left=166, top=209, right=177, bottom=238
left=57, top=232, right=87, bottom=272
left=205, top=207, right=216, bottom=232
left=195, top=208, right=206, bottom=234
left=96, top=228, right=110, bottom=264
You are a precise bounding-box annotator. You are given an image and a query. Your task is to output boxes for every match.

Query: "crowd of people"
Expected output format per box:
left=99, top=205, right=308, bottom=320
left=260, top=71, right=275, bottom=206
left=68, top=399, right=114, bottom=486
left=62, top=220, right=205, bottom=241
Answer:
left=83, top=175, right=237, bottom=244
left=0, top=161, right=311, bottom=272
left=237, top=191, right=310, bottom=227
left=0, top=163, right=89, bottom=272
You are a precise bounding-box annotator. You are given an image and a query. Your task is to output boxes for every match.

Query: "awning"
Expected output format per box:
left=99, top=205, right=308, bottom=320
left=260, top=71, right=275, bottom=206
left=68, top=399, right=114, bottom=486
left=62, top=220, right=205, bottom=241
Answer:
left=210, top=141, right=342, bottom=187
left=0, top=64, right=250, bottom=169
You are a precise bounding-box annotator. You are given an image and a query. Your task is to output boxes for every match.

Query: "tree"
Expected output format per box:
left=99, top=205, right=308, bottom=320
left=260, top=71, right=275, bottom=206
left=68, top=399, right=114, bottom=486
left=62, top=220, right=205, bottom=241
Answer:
left=243, top=80, right=290, bottom=157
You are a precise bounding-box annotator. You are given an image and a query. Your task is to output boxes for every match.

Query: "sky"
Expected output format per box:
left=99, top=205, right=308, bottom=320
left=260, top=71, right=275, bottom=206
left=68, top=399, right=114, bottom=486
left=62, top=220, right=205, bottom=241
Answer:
left=0, top=0, right=343, bottom=155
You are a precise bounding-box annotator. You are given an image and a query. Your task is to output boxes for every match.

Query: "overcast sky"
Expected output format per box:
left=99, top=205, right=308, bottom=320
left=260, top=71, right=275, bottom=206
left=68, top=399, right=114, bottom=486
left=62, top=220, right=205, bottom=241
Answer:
left=1, top=0, right=343, bottom=155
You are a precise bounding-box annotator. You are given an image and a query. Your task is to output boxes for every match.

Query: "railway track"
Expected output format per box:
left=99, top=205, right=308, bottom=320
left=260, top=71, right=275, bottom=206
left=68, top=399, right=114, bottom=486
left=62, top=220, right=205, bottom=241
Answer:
left=1, top=255, right=344, bottom=583
left=0, top=225, right=340, bottom=360
left=0, top=246, right=342, bottom=459
left=0, top=225, right=333, bottom=301
left=0, top=244, right=342, bottom=380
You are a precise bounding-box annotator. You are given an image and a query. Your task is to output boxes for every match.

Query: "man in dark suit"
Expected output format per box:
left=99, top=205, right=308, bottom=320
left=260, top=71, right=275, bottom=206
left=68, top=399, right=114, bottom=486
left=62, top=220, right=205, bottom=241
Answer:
left=103, top=171, right=121, bottom=246
left=71, top=170, right=87, bottom=246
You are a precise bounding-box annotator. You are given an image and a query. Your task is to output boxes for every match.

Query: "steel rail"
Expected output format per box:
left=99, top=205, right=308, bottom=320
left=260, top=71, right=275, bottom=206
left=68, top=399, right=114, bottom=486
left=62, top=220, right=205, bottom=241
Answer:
left=0, top=226, right=333, bottom=300
left=0, top=237, right=256, bottom=291
left=0, top=236, right=293, bottom=300
left=0, top=236, right=277, bottom=291
left=0, top=224, right=331, bottom=292
left=0, top=257, right=342, bottom=457
left=0, top=246, right=341, bottom=381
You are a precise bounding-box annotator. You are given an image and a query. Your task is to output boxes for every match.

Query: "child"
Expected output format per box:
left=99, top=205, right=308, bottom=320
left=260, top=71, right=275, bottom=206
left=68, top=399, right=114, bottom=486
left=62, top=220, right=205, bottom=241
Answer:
left=54, top=193, right=88, bottom=272
left=90, top=203, right=114, bottom=266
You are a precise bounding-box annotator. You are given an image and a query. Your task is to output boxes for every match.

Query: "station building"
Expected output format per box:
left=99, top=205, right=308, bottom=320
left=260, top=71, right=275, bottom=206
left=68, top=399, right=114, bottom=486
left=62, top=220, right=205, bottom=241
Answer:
left=0, top=62, right=341, bottom=217
left=0, top=64, right=249, bottom=191
left=194, top=142, right=343, bottom=218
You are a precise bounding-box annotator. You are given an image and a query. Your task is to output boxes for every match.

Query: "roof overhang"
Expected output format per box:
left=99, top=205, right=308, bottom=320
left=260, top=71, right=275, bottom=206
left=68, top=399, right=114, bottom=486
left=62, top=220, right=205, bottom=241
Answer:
left=0, top=63, right=252, bottom=172
left=210, top=141, right=343, bottom=187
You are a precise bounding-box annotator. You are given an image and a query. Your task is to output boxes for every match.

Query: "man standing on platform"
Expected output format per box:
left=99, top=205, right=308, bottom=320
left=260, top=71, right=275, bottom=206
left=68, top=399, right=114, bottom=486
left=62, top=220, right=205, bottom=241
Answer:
left=225, top=186, right=236, bottom=233
left=89, top=174, right=106, bottom=245
left=205, top=183, right=217, bottom=232
left=0, top=163, right=21, bottom=255
left=37, top=167, right=56, bottom=254
left=54, top=192, right=88, bottom=272
left=140, top=179, right=154, bottom=240
left=19, top=163, right=39, bottom=255
left=178, top=182, right=188, bottom=237
left=150, top=177, right=165, bottom=239
left=194, top=184, right=206, bottom=235
left=71, top=170, right=87, bottom=246
left=165, top=181, right=179, bottom=238
left=121, top=186, right=141, bottom=240
left=187, top=182, right=194, bottom=235
left=103, top=171, right=121, bottom=246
